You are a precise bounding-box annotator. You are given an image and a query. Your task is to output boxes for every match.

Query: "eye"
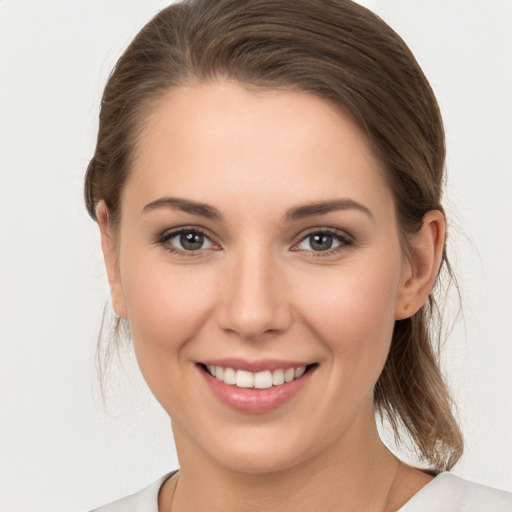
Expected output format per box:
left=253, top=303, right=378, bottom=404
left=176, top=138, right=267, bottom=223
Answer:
left=159, top=228, right=216, bottom=253
left=294, top=229, right=353, bottom=253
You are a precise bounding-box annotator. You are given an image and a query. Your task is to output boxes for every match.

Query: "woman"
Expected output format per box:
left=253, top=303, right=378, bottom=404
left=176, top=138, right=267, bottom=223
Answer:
left=84, top=0, right=512, bottom=510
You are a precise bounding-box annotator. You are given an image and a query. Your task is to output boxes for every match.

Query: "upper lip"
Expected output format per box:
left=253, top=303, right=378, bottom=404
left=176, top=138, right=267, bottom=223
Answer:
left=199, top=358, right=314, bottom=373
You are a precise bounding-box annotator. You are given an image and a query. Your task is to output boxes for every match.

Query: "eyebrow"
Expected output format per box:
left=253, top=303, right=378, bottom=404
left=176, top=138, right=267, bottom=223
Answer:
left=142, top=197, right=223, bottom=220
left=141, top=196, right=372, bottom=223
left=282, top=199, right=373, bottom=223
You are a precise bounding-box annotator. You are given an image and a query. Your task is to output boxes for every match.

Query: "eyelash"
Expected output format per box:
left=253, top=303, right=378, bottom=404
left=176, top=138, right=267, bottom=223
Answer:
left=156, top=226, right=219, bottom=257
left=291, top=227, right=355, bottom=256
left=155, top=226, right=355, bottom=257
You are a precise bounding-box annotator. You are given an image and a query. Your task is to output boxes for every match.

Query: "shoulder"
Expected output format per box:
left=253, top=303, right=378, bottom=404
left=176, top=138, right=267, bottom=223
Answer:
left=88, top=472, right=175, bottom=512
left=399, top=472, right=512, bottom=512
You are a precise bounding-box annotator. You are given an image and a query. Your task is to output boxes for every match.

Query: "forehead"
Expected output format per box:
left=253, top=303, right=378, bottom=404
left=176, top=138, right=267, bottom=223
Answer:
left=125, top=81, right=393, bottom=217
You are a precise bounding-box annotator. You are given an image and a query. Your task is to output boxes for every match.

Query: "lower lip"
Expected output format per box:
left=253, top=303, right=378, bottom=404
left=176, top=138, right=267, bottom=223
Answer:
left=199, top=366, right=315, bottom=414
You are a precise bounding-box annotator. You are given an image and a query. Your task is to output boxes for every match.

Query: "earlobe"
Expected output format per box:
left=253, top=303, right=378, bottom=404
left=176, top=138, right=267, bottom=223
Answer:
left=96, top=201, right=128, bottom=319
left=395, top=210, right=446, bottom=320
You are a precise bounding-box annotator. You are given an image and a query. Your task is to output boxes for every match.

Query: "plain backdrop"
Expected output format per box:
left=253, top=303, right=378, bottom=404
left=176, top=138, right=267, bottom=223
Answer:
left=1, top=1, right=511, bottom=510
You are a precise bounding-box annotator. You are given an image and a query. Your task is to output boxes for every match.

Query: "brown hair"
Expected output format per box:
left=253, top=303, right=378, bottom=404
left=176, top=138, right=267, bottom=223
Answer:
left=85, top=0, right=463, bottom=470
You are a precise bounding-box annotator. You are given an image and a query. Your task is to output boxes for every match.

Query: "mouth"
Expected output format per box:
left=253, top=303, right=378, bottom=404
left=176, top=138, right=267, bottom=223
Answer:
left=200, top=363, right=315, bottom=389
left=196, top=360, right=318, bottom=412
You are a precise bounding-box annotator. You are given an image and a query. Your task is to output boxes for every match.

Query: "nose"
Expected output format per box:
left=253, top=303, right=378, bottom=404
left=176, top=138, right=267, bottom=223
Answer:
left=216, top=246, right=292, bottom=340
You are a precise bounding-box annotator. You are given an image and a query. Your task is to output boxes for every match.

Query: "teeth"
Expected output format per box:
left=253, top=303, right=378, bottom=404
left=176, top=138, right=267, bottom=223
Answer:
left=235, top=370, right=253, bottom=388
left=254, top=371, right=272, bottom=389
left=295, top=366, right=306, bottom=378
left=272, top=369, right=285, bottom=386
left=206, top=365, right=309, bottom=388
left=284, top=368, right=295, bottom=383
left=223, top=367, right=236, bottom=385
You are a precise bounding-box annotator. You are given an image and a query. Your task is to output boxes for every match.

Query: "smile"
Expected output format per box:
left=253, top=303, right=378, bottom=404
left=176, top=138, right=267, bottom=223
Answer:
left=198, top=360, right=317, bottom=413
left=205, top=365, right=307, bottom=389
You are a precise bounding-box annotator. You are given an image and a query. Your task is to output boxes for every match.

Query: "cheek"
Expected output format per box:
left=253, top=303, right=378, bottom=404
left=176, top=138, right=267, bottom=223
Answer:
left=296, top=259, right=401, bottom=369
left=120, top=256, right=218, bottom=361
left=119, top=257, right=222, bottom=414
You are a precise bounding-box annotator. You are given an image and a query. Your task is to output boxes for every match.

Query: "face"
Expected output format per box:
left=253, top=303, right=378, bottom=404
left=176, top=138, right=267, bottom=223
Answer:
left=102, top=82, right=417, bottom=474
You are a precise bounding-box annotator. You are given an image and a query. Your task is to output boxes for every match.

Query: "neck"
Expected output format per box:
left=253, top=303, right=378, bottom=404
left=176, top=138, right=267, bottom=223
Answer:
left=163, top=415, right=404, bottom=512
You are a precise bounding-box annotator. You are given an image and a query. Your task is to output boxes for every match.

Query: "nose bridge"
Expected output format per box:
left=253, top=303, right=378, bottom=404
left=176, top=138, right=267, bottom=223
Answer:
left=217, top=242, right=291, bottom=339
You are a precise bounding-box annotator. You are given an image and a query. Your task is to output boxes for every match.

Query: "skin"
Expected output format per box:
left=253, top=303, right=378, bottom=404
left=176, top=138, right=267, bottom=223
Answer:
left=98, top=82, right=444, bottom=511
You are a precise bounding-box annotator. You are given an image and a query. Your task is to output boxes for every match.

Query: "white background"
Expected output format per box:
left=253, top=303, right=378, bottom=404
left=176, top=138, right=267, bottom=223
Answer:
left=1, top=1, right=511, bottom=510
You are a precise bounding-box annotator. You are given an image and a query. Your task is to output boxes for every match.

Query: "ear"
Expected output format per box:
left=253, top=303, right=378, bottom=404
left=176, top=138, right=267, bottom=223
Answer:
left=395, top=210, right=446, bottom=320
left=96, top=201, right=128, bottom=319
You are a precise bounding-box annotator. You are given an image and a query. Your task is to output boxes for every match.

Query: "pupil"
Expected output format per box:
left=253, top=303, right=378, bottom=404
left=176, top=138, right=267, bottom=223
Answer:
left=311, top=233, right=333, bottom=251
left=180, top=232, right=204, bottom=250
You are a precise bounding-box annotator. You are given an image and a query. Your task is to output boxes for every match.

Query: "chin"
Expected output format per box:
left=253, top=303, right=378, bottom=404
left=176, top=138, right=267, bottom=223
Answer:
left=193, top=420, right=331, bottom=476
left=211, top=446, right=308, bottom=475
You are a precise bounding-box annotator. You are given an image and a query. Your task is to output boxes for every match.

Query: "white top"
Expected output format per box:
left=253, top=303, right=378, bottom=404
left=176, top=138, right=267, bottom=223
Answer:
left=90, top=471, right=512, bottom=511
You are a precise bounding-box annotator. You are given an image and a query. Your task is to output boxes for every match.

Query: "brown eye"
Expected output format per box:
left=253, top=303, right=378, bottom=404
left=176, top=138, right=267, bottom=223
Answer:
left=165, top=230, right=214, bottom=251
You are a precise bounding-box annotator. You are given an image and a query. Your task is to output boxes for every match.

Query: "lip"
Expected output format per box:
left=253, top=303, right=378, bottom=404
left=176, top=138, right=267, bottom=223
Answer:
left=197, top=360, right=317, bottom=414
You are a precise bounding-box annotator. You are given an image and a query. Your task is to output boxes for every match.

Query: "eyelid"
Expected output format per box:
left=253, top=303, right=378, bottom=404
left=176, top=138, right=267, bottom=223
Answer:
left=155, top=225, right=221, bottom=255
left=154, top=225, right=354, bottom=256
left=291, top=227, right=355, bottom=254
